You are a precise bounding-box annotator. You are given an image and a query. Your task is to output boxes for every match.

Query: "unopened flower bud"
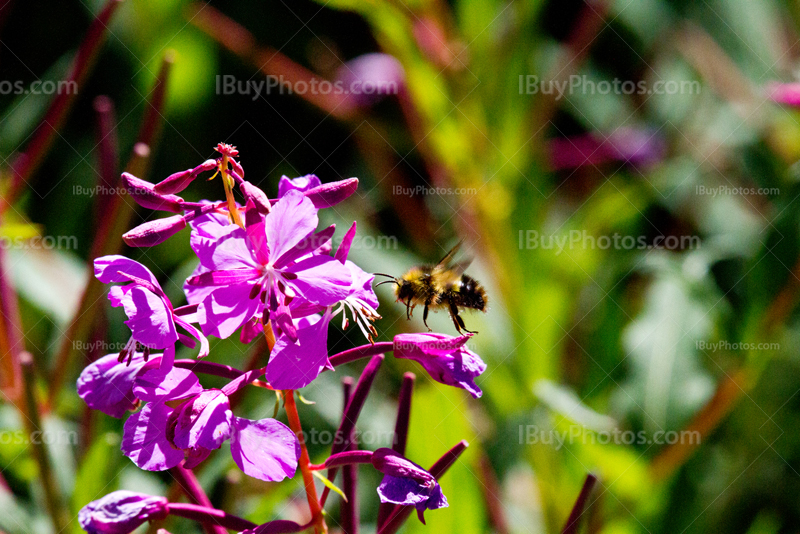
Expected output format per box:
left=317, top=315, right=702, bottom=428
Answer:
left=303, top=177, right=359, bottom=208
left=122, top=173, right=184, bottom=213
left=79, top=490, right=168, bottom=534
left=123, top=215, right=187, bottom=247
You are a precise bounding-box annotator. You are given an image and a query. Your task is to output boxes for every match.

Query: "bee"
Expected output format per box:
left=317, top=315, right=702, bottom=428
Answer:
left=376, top=243, right=487, bottom=334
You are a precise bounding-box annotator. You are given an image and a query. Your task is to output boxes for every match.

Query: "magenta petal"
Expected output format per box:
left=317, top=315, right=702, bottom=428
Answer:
left=77, top=353, right=149, bottom=418
left=197, top=283, right=261, bottom=339
left=335, top=221, right=358, bottom=263
left=121, top=402, right=184, bottom=471
left=133, top=366, right=202, bottom=402
left=266, top=189, right=319, bottom=263
left=119, top=286, right=178, bottom=348
left=285, top=255, right=351, bottom=306
left=278, top=174, right=321, bottom=197
left=267, top=314, right=331, bottom=389
left=94, top=255, right=160, bottom=287
left=230, top=417, right=300, bottom=482
left=187, top=268, right=262, bottom=287
left=169, top=390, right=233, bottom=451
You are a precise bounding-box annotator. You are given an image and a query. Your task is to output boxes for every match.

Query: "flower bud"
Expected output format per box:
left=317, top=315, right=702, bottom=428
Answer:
left=393, top=332, right=486, bottom=398
left=122, top=173, right=184, bottom=213
left=79, top=490, right=168, bottom=534
left=303, top=177, right=359, bottom=208
left=123, top=215, right=187, bottom=247
left=155, top=160, right=217, bottom=195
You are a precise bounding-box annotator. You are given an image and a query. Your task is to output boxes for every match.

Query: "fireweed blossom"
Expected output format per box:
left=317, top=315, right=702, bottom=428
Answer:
left=78, top=144, right=483, bottom=533
left=393, top=332, right=487, bottom=398
left=122, top=373, right=300, bottom=480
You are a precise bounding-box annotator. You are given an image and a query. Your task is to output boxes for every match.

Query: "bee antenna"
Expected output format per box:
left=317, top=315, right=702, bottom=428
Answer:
left=373, top=273, right=395, bottom=278
left=376, top=280, right=399, bottom=287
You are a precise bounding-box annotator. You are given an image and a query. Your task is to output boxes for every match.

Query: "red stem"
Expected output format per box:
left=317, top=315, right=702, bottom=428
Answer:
left=284, top=390, right=327, bottom=534
left=166, top=503, right=256, bottom=532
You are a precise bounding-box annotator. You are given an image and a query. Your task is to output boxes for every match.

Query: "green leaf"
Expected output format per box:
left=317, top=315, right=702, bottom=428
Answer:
left=312, top=470, right=347, bottom=502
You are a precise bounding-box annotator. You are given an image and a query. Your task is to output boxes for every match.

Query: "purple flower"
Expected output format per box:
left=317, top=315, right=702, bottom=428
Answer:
left=77, top=352, right=148, bottom=418
left=393, top=333, right=486, bottom=398
left=548, top=127, right=665, bottom=170
left=77, top=351, right=203, bottom=418
left=335, top=53, right=405, bottom=108
left=94, top=255, right=208, bottom=358
left=766, top=81, right=800, bottom=106
left=371, top=448, right=448, bottom=524
left=185, top=189, right=351, bottom=343
left=78, top=490, right=168, bottom=534
left=122, top=386, right=300, bottom=481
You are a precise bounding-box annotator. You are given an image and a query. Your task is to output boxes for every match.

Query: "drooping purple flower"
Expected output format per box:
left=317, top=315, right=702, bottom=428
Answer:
left=94, top=255, right=208, bottom=359
left=77, top=351, right=203, bottom=417
left=79, top=490, right=168, bottom=534
left=185, top=189, right=351, bottom=342
left=335, top=53, right=405, bottom=108
left=77, top=352, right=148, bottom=418
left=371, top=448, right=448, bottom=524
left=548, top=127, right=665, bottom=170
left=393, top=333, right=486, bottom=398
left=122, top=384, right=300, bottom=481
left=167, top=389, right=233, bottom=452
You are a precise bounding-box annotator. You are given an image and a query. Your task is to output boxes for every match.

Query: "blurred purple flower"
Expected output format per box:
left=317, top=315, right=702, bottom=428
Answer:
left=79, top=490, right=168, bottom=534
left=548, top=127, right=665, bottom=170
left=766, top=81, right=800, bottom=106
left=371, top=448, right=448, bottom=524
left=393, top=332, right=486, bottom=398
left=335, top=53, right=405, bottom=108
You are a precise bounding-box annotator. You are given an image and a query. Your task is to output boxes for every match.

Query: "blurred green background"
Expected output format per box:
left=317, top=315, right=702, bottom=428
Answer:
left=4, top=0, right=800, bottom=532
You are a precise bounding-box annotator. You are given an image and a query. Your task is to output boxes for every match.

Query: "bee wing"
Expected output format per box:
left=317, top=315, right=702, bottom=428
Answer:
left=435, top=242, right=462, bottom=267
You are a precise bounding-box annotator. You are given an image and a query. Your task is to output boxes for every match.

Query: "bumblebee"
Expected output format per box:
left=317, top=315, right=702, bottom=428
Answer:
left=377, top=244, right=487, bottom=334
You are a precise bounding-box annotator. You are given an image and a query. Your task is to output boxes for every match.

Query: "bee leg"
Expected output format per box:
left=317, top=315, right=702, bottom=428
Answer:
left=456, top=314, right=477, bottom=334
left=423, top=304, right=432, bottom=331
left=449, top=300, right=477, bottom=334
left=406, top=297, right=412, bottom=319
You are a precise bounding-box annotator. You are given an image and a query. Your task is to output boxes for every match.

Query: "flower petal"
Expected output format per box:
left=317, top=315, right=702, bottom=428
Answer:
left=230, top=417, right=300, bottom=482
left=121, top=402, right=184, bottom=471
left=284, top=255, right=351, bottom=306
left=266, top=189, right=319, bottom=264
left=267, top=314, right=331, bottom=389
